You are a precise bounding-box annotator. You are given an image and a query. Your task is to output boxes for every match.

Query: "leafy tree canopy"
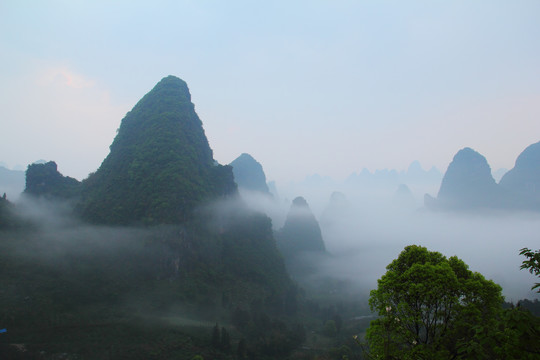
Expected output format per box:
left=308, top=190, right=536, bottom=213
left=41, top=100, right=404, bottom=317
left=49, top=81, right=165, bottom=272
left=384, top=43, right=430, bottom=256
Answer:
left=367, top=245, right=503, bottom=359
left=520, top=247, right=540, bottom=293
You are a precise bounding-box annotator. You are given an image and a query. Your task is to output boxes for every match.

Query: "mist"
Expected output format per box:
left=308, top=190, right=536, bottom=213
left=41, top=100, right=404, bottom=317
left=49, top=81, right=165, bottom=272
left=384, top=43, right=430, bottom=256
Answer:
left=238, top=182, right=540, bottom=304
left=4, top=183, right=539, bottom=322
left=2, top=196, right=224, bottom=324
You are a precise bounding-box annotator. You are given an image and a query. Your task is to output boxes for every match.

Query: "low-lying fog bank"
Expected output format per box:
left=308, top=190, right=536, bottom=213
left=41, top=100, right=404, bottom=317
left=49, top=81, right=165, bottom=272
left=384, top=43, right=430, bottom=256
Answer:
left=240, top=187, right=540, bottom=302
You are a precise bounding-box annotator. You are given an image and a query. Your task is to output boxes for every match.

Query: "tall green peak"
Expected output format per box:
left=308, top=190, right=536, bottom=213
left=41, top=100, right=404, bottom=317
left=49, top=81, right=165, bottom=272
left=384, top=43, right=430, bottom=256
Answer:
left=79, top=76, right=236, bottom=225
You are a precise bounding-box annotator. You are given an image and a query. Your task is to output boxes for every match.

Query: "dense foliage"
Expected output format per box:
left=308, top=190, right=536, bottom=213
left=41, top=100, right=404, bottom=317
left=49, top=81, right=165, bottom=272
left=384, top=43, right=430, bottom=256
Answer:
left=366, top=245, right=540, bottom=359
left=78, top=76, right=236, bottom=225
left=0, top=204, right=302, bottom=359
left=24, top=161, right=81, bottom=199
left=520, top=247, right=540, bottom=293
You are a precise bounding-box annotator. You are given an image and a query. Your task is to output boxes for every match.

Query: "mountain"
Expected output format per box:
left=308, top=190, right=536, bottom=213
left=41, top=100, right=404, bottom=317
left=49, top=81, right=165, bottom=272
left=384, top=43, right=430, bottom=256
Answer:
left=404, top=161, right=443, bottom=185
left=0, top=165, right=25, bottom=200
left=426, top=147, right=501, bottom=210
left=276, top=196, right=328, bottom=283
left=277, top=196, right=326, bottom=256
left=24, top=161, right=81, bottom=199
left=499, top=141, right=540, bottom=209
left=229, top=153, right=270, bottom=194
left=320, top=191, right=352, bottom=227
left=78, top=76, right=236, bottom=225
left=345, top=162, right=442, bottom=201
left=392, top=184, right=416, bottom=209
left=8, top=77, right=302, bottom=358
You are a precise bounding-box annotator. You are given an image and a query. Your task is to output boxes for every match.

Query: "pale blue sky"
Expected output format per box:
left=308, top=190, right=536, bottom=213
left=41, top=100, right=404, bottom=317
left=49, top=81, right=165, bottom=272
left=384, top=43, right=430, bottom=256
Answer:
left=1, top=1, right=540, bottom=183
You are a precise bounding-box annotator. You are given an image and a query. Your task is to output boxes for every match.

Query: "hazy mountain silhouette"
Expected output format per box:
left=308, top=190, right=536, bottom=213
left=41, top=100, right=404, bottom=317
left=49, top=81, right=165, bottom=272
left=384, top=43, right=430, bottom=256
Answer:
left=229, top=153, right=270, bottom=194
left=392, top=184, right=416, bottom=209
left=499, top=141, right=540, bottom=209
left=320, top=191, right=352, bottom=227
left=425, top=147, right=501, bottom=210
left=277, top=196, right=326, bottom=255
left=345, top=162, right=442, bottom=197
left=276, top=196, right=327, bottom=280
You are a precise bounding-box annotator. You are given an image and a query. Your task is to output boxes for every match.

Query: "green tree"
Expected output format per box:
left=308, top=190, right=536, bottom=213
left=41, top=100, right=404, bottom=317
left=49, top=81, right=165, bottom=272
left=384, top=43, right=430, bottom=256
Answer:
left=366, top=245, right=503, bottom=359
left=520, top=247, right=540, bottom=292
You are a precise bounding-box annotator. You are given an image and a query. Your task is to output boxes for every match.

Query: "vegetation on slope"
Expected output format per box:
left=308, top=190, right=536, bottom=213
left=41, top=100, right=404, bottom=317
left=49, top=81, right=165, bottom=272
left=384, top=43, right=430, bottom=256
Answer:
left=78, top=76, right=236, bottom=225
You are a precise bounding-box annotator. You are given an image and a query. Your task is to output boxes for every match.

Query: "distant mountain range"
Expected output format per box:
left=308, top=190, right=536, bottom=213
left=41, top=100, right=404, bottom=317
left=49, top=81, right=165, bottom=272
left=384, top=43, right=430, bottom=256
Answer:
left=425, top=141, right=540, bottom=211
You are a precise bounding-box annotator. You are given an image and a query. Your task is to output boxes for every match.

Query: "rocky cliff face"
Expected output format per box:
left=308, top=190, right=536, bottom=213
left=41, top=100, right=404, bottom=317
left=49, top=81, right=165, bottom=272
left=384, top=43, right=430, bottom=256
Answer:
left=78, top=76, right=236, bottom=225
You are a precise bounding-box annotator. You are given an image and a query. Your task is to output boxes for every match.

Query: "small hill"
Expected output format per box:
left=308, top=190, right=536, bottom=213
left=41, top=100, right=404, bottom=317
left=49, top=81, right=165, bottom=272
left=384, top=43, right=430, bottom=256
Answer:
left=78, top=76, right=236, bottom=225
left=229, top=153, right=270, bottom=194
left=499, top=141, right=540, bottom=209
left=24, top=161, right=81, bottom=199
left=277, top=197, right=326, bottom=256
left=427, top=147, right=501, bottom=210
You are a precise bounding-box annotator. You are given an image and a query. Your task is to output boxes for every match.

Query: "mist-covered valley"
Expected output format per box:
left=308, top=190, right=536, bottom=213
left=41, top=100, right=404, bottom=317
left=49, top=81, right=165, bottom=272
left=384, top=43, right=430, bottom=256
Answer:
left=238, top=185, right=540, bottom=303
left=1, top=75, right=539, bottom=359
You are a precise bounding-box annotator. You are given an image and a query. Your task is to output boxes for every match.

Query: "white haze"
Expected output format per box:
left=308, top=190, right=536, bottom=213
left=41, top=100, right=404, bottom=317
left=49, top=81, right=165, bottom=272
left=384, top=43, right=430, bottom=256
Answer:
left=238, top=185, right=540, bottom=303
left=9, top=188, right=540, bottom=307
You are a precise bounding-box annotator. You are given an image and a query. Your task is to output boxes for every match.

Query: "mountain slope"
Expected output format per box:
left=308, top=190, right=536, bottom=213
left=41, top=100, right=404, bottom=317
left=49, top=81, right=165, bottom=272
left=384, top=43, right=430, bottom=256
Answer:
left=499, top=141, right=540, bottom=209
left=229, top=153, right=270, bottom=194
left=24, top=161, right=81, bottom=199
left=277, top=196, right=326, bottom=255
left=78, top=76, right=236, bottom=224
left=427, top=147, right=501, bottom=210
